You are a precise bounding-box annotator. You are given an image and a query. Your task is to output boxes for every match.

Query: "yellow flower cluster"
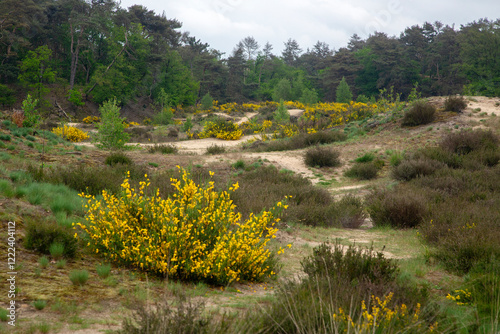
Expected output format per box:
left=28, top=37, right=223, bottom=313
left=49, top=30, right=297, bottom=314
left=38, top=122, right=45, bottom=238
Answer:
left=272, top=124, right=299, bottom=139
left=302, top=101, right=380, bottom=128
left=82, top=116, right=100, bottom=124
left=446, top=289, right=472, bottom=306
left=76, top=167, right=286, bottom=285
left=199, top=120, right=243, bottom=140
left=284, top=101, right=306, bottom=110
left=52, top=125, right=89, bottom=142
left=333, top=293, right=423, bottom=332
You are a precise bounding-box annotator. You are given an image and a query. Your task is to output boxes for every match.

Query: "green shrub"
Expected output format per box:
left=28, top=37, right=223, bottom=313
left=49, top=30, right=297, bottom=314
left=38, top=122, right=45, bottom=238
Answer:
left=366, top=186, right=428, bottom=228
left=105, top=152, right=132, bottom=166
left=419, top=196, right=500, bottom=274
left=402, top=100, right=436, bottom=126
left=121, top=292, right=229, bottom=334
left=389, top=151, right=404, bottom=167
left=25, top=219, right=77, bottom=258
left=304, top=146, right=341, bottom=168
left=444, top=95, right=468, bottom=113
left=56, top=259, right=67, bottom=269
left=241, top=242, right=426, bottom=334
left=440, top=129, right=498, bottom=156
left=249, top=130, right=346, bottom=152
left=0, top=308, right=8, bottom=322
left=273, top=100, right=290, bottom=123
left=33, top=300, right=47, bottom=311
left=344, top=162, right=378, bottom=180
left=153, top=109, right=174, bottom=125
left=28, top=163, right=148, bottom=196
left=302, top=242, right=399, bottom=283
left=49, top=242, right=65, bottom=260
left=231, top=165, right=337, bottom=227
left=355, top=152, right=375, bottom=163
left=200, top=92, right=213, bottom=110
left=205, top=144, right=226, bottom=155
left=0, top=134, right=11, bottom=141
left=96, top=263, right=112, bottom=279
left=147, top=143, right=178, bottom=154
left=182, top=117, right=193, bottom=132
left=392, top=158, right=446, bottom=181
left=232, top=160, right=245, bottom=170
left=39, top=256, right=49, bottom=268
left=331, top=194, right=366, bottom=228
left=94, top=98, right=130, bottom=150
left=69, top=270, right=89, bottom=286
left=0, top=179, right=14, bottom=198
left=22, top=94, right=40, bottom=128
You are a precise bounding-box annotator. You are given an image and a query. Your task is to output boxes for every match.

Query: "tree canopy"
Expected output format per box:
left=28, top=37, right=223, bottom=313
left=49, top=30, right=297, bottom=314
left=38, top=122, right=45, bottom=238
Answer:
left=0, top=0, right=498, bottom=111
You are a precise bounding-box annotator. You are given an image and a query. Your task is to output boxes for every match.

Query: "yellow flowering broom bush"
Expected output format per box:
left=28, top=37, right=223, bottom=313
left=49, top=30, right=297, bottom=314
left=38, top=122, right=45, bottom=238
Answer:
left=333, top=293, right=428, bottom=333
left=199, top=119, right=243, bottom=140
left=52, top=125, right=89, bottom=142
left=77, top=167, right=286, bottom=285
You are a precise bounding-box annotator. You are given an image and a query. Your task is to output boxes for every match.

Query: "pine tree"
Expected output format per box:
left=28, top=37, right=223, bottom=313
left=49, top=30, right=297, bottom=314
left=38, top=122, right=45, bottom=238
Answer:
left=336, top=77, right=353, bottom=103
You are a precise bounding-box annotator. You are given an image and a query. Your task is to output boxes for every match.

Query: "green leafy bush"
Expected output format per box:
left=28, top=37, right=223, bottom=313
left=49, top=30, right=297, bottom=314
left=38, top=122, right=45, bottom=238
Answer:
left=153, top=109, right=174, bottom=125
left=331, top=194, right=366, bottom=228
left=366, top=186, right=428, bottom=228
left=302, top=242, right=399, bottom=283
left=440, top=129, right=498, bottom=155
left=249, top=130, right=346, bottom=152
left=21, top=94, right=40, bottom=128
left=205, top=144, right=226, bottom=155
left=344, top=162, right=378, bottom=180
left=392, top=158, right=446, bottom=181
left=355, top=152, right=375, bottom=163
left=402, top=100, right=436, bottom=126
left=25, top=219, right=77, bottom=258
left=200, top=92, right=213, bottom=110
left=105, top=152, right=132, bottom=166
left=273, top=100, right=290, bottom=124
left=304, top=146, right=341, bottom=168
left=33, top=300, right=47, bottom=311
left=241, top=242, right=426, bottom=334
left=94, top=98, right=130, bottom=150
left=444, top=95, right=467, bottom=112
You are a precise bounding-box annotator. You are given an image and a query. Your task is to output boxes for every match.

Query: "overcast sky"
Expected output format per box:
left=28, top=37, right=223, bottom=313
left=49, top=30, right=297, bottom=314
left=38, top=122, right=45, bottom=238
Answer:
left=118, top=0, right=499, bottom=56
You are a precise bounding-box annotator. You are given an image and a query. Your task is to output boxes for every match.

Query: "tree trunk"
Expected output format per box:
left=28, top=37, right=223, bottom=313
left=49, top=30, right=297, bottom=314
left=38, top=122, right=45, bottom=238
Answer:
left=69, top=23, right=83, bottom=90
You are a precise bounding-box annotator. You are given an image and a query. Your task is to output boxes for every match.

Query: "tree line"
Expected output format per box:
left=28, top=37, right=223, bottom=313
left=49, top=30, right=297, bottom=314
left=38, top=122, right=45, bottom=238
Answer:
left=1, top=0, right=499, bottom=110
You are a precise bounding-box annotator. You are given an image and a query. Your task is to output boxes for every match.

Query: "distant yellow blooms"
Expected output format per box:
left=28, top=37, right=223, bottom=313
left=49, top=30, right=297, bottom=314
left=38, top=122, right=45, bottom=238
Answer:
left=199, top=120, right=243, bottom=140
left=52, top=125, right=89, bottom=142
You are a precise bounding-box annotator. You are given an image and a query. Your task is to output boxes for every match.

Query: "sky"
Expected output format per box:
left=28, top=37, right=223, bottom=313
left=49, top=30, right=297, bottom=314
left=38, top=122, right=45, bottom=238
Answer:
left=118, top=0, right=499, bottom=56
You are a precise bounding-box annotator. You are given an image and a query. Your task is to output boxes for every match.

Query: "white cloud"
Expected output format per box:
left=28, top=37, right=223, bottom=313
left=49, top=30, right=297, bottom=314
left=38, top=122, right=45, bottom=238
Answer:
left=118, top=0, right=500, bottom=55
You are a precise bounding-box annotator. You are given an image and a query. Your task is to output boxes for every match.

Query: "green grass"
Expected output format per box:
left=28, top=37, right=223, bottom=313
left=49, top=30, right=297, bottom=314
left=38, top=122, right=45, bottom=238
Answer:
left=39, top=256, right=49, bottom=269
left=69, top=270, right=89, bottom=286
left=96, top=263, right=111, bottom=279
left=17, top=182, right=84, bottom=215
